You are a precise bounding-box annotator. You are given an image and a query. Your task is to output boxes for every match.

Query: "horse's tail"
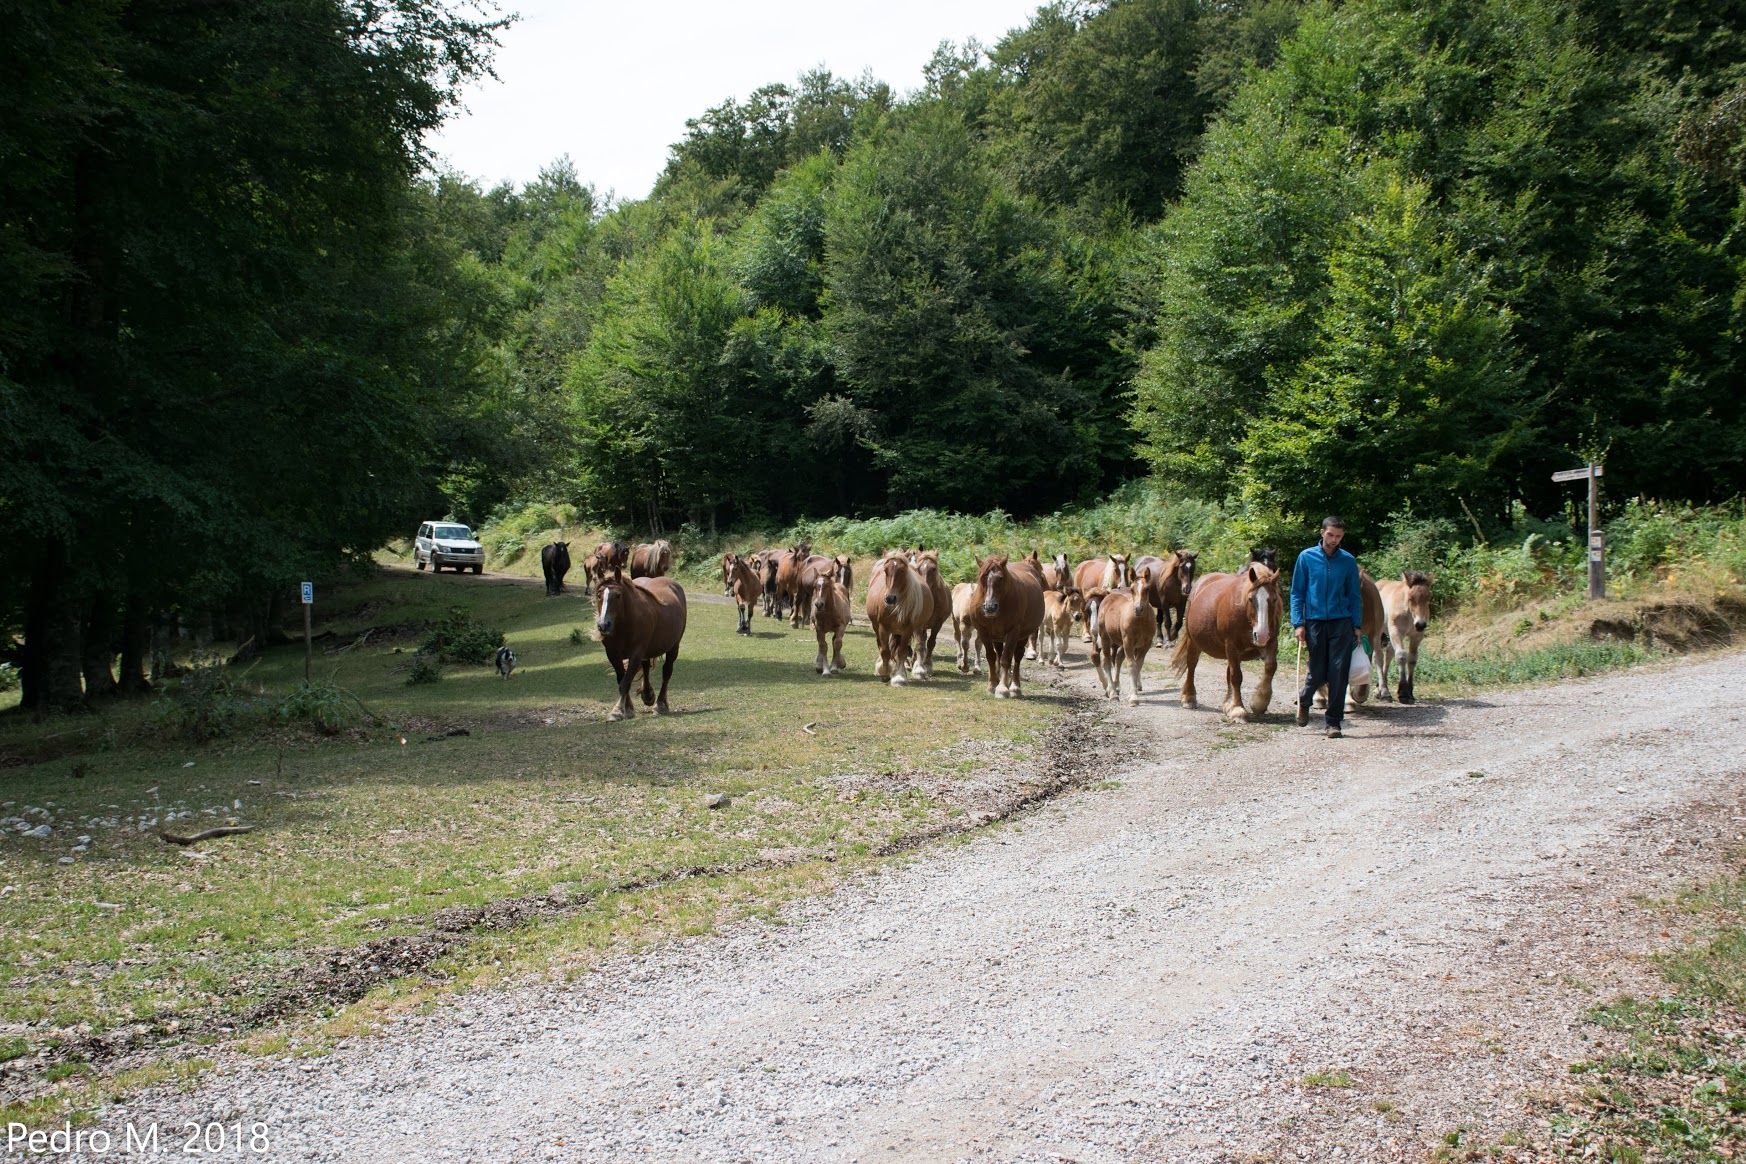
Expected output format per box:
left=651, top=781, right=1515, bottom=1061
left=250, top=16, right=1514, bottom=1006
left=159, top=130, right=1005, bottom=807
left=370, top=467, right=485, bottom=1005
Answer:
left=1169, top=623, right=1195, bottom=676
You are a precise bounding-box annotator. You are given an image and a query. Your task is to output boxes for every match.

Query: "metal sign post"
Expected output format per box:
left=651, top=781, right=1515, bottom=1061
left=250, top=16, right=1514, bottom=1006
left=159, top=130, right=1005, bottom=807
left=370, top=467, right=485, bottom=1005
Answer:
left=300, top=582, right=314, bottom=683
left=1551, top=464, right=1604, bottom=599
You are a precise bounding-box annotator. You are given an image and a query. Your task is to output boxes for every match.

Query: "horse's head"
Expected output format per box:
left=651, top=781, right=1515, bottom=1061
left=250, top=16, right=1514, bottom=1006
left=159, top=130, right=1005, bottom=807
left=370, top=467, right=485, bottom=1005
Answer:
left=811, top=574, right=831, bottom=615
left=1246, top=547, right=1276, bottom=573
left=1135, top=565, right=1155, bottom=594
left=595, top=572, right=627, bottom=636
left=1062, top=586, right=1085, bottom=616
left=834, top=554, right=852, bottom=586
left=1241, top=563, right=1280, bottom=647
left=874, top=553, right=909, bottom=609
left=978, top=556, right=1010, bottom=617
left=1178, top=550, right=1199, bottom=592
left=1053, top=552, right=1068, bottom=577
left=1109, top=552, right=1131, bottom=586
left=1402, top=570, right=1433, bottom=633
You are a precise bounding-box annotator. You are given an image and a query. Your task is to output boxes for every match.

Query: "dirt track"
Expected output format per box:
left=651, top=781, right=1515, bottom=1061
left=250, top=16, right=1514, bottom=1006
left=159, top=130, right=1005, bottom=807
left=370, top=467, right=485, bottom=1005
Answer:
left=59, top=641, right=1746, bottom=1163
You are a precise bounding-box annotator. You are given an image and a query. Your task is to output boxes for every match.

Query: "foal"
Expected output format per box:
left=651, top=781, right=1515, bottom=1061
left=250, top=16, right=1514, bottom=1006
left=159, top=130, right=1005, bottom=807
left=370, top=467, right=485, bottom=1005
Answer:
left=810, top=575, right=851, bottom=676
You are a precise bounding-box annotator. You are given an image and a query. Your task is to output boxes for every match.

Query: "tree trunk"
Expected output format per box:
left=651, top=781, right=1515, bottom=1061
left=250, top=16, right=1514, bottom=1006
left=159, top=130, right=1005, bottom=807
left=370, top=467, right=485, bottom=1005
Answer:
left=81, top=592, right=119, bottom=698
left=23, top=545, right=87, bottom=713
left=118, top=598, right=152, bottom=695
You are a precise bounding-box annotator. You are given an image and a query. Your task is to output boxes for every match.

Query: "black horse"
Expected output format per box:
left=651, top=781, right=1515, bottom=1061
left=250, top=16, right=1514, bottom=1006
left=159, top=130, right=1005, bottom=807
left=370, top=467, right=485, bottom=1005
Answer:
left=541, top=542, right=572, bottom=596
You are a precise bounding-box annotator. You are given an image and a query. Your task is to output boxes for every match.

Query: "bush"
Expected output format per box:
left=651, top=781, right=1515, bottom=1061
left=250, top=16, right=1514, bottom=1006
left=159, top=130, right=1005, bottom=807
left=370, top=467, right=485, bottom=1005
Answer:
left=159, top=654, right=254, bottom=741
left=475, top=500, right=585, bottom=568
left=405, top=651, right=443, bottom=685
left=276, top=679, right=351, bottom=735
left=419, top=607, right=505, bottom=664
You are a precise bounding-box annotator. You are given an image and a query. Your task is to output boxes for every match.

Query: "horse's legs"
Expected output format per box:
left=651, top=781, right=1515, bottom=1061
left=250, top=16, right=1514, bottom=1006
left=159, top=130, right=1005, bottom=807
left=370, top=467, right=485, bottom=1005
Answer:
left=1179, top=643, right=1200, bottom=708
left=954, top=617, right=970, bottom=673
left=1009, top=633, right=1026, bottom=698
left=874, top=627, right=892, bottom=681
left=1400, top=639, right=1418, bottom=704
left=1224, top=656, right=1248, bottom=722
left=890, top=632, right=909, bottom=688
left=1127, top=644, right=1145, bottom=705
left=987, top=638, right=1004, bottom=696
left=1376, top=634, right=1394, bottom=701
left=1250, top=644, right=1277, bottom=718
left=832, top=627, right=846, bottom=673
left=639, top=658, right=656, bottom=706
left=816, top=625, right=829, bottom=675
left=654, top=649, right=676, bottom=714
left=610, top=655, right=638, bottom=721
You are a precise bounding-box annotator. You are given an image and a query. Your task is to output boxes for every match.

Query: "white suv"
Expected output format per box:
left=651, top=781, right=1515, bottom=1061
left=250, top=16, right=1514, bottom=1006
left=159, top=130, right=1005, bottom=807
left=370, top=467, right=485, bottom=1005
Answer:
left=415, top=521, right=485, bottom=574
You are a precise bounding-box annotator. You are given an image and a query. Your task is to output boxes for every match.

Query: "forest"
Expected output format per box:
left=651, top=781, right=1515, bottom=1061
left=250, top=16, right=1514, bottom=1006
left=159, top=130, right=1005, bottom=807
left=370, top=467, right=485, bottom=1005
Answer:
left=4, top=0, right=1745, bottom=711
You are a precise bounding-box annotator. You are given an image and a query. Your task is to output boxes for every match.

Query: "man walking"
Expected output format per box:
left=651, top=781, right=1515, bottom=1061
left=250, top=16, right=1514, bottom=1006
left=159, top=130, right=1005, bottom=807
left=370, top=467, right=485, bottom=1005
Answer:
left=1291, top=516, right=1363, bottom=738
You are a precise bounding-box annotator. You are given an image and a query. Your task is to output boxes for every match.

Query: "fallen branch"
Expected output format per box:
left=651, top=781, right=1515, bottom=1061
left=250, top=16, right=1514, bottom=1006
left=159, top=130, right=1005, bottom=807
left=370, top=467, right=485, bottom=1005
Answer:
left=158, top=825, right=256, bottom=846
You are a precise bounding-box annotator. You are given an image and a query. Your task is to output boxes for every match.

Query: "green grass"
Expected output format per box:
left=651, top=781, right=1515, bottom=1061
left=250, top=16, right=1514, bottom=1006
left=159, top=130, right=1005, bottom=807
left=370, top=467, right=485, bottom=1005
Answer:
left=0, top=565, right=1062, bottom=1117
left=1299, top=1070, right=1354, bottom=1088
left=1413, top=638, right=1658, bottom=691
left=1548, top=865, right=1746, bottom=1161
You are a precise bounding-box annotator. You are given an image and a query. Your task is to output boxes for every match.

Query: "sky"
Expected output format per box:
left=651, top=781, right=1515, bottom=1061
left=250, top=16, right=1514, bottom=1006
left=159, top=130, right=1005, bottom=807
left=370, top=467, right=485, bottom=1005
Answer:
left=424, top=0, right=1045, bottom=201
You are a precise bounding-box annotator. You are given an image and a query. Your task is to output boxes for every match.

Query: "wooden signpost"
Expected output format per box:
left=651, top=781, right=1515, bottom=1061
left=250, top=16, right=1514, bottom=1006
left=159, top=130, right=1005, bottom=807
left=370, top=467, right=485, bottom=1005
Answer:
left=1551, top=463, right=1604, bottom=599
left=301, top=581, right=314, bottom=683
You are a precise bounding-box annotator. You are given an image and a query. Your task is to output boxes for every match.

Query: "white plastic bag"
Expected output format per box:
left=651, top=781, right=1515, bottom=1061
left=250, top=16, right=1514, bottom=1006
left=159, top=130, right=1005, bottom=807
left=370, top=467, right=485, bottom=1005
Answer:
left=1348, top=640, right=1372, bottom=687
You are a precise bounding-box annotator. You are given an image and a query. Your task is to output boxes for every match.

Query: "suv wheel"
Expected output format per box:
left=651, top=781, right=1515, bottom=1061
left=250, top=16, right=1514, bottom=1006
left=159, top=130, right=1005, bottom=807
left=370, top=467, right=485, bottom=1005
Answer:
left=472, top=564, right=483, bottom=575
left=416, top=553, right=427, bottom=571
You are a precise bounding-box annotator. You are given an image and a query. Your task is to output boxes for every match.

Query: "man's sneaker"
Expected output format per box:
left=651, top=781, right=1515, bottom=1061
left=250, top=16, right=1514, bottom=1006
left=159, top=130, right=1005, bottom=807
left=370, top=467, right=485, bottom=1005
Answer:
left=1327, top=726, right=1343, bottom=739
left=1296, top=698, right=1310, bottom=727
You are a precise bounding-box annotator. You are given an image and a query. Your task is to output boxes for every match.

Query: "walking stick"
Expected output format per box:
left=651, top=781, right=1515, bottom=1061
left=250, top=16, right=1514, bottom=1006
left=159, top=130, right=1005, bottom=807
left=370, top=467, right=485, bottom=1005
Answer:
left=1294, top=635, right=1303, bottom=699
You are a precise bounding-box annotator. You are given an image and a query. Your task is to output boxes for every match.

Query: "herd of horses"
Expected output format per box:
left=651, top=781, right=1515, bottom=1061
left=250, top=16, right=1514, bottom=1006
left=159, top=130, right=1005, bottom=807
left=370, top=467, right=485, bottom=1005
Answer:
left=531, top=538, right=1433, bottom=724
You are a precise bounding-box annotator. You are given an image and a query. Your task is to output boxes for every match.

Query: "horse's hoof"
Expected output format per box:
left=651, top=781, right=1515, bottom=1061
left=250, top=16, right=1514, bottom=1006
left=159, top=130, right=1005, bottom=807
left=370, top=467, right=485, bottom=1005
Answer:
left=889, top=676, right=907, bottom=688
left=607, top=709, right=627, bottom=722
left=656, top=704, right=670, bottom=716
left=1127, top=696, right=1139, bottom=706
left=1024, top=649, right=1037, bottom=661
left=1227, top=709, right=1250, bottom=723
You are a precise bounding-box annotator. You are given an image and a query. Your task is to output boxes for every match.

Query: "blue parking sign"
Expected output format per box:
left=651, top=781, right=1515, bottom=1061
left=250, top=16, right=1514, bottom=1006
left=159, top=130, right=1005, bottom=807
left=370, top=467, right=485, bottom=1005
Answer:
left=300, top=582, right=314, bottom=605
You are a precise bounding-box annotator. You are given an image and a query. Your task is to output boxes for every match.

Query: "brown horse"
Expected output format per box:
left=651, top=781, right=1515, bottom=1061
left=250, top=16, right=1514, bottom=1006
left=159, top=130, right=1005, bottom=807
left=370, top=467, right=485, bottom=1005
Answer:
left=722, top=552, right=762, bottom=635
left=1317, top=571, right=1387, bottom=712
left=951, top=581, right=983, bottom=674
left=794, top=553, right=838, bottom=628
left=865, top=552, right=934, bottom=687
left=906, top=549, right=953, bottom=679
left=969, top=554, right=1045, bottom=699
left=1135, top=551, right=1199, bottom=645
left=594, top=570, right=687, bottom=721
left=810, top=575, right=851, bottom=676
left=1040, top=552, right=1071, bottom=592
left=1376, top=570, right=1432, bottom=704
left=1073, top=555, right=1131, bottom=641
left=629, top=539, right=673, bottom=579
left=774, top=543, right=812, bottom=623
left=1040, top=586, right=1083, bottom=668
left=1088, top=568, right=1159, bottom=705
left=1170, top=564, right=1282, bottom=722
left=591, top=540, right=629, bottom=584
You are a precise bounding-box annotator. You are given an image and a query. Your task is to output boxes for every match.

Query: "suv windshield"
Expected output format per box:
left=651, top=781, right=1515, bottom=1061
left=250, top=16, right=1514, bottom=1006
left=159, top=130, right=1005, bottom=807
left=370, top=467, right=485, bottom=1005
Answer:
left=433, top=525, right=473, bottom=541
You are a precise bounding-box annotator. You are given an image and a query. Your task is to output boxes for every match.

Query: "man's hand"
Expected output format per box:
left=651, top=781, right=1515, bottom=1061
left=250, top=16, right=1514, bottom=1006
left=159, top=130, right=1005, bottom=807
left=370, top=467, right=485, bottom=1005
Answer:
left=1294, top=625, right=1307, bottom=644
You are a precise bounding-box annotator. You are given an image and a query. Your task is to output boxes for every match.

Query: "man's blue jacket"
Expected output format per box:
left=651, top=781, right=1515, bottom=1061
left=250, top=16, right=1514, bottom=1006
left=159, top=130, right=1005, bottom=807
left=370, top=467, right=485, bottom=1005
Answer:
left=1290, top=543, right=1363, bottom=628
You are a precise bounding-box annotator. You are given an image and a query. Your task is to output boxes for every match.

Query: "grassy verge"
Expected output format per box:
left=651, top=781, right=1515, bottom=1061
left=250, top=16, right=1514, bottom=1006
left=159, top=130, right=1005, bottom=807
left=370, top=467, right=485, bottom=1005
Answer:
left=1540, top=868, right=1746, bottom=1161
left=0, top=565, right=1068, bottom=1123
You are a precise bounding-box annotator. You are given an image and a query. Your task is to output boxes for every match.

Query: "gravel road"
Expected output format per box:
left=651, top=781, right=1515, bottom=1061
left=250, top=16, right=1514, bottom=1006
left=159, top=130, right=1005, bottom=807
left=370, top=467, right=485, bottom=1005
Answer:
left=47, top=645, right=1746, bottom=1163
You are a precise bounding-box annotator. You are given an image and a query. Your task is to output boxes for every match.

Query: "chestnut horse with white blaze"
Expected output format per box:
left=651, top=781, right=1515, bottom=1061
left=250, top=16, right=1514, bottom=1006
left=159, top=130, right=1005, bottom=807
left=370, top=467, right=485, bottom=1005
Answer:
left=969, top=555, right=1045, bottom=698
left=721, top=552, right=762, bottom=635
left=810, top=575, right=851, bottom=676
left=1170, top=563, right=1282, bottom=722
left=865, top=552, right=934, bottom=687
left=1087, top=567, right=1159, bottom=705
left=594, top=570, right=687, bottom=721
left=951, top=582, right=983, bottom=674
left=794, top=553, right=837, bottom=628
left=906, top=549, right=953, bottom=679
left=1376, top=570, right=1432, bottom=704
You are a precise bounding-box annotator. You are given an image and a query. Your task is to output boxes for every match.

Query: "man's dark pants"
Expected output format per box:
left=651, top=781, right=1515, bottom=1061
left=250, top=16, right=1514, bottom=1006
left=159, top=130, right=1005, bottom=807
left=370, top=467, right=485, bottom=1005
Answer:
left=1297, top=619, right=1354, bottom=728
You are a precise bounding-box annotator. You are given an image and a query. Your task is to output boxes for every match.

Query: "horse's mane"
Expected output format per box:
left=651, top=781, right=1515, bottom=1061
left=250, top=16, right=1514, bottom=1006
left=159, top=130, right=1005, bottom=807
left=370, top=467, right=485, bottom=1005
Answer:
left=1402, top=569, right=1432, bottom=589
